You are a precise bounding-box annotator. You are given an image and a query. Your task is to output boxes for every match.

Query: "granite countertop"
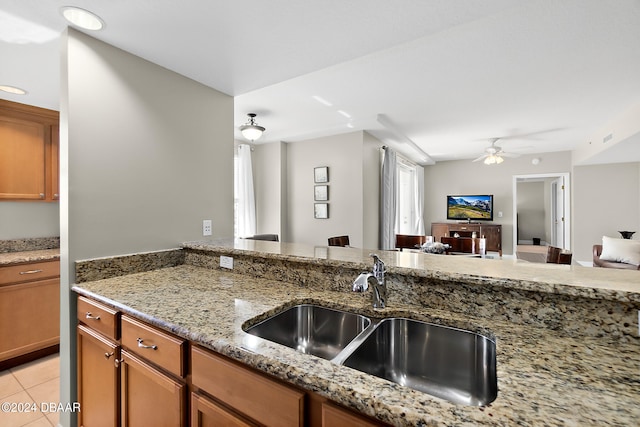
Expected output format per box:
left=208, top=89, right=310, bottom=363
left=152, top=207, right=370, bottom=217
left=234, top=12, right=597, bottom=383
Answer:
left=73, top=264, right=640, bottom=426
left=0, top=249, right=60, bottom=266
left=184, top=239, right=640, bottom=301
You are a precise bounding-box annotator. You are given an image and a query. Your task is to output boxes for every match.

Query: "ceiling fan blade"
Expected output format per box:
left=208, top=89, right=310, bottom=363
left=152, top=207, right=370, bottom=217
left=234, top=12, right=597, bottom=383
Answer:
left=500, top=152, right=520, bottom=158
left=472, top=154, right=488, bottom=162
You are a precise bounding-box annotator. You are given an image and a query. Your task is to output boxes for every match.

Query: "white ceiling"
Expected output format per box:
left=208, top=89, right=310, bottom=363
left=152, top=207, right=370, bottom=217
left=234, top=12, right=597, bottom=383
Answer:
left=1, top=0, right=640, bottom=163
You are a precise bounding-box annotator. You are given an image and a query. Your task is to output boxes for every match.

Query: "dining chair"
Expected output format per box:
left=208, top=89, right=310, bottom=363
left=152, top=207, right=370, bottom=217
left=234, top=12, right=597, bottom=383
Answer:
left=245, top=234, right=279, bottom=241
left=328, top=235, right=350, bottom=247
left=395, top=234, right=427, bottom=251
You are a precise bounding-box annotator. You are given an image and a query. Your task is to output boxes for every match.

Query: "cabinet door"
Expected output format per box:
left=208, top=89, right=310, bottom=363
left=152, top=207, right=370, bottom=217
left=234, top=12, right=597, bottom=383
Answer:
left=77, top=325, right=120, bottom=427
left=0, top=115, right=46, bottom=200
left=0, top=100, right=59, bottom=201
left=480, top=225, right=501, bottom=252
left=121, top=350, right=186, bottom=427
left=0, top=278, right=59, bottom=361
left=191, top=392, right=257, bottom=427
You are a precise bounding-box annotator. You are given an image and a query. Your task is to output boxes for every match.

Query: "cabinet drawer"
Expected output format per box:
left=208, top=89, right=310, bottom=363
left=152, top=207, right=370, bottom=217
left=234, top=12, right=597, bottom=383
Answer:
left=121, top=315, right=185, bottom=378
left=0, top=260, right=59, bottom=285
left=192, top=346, right=304, bottom=427
left=77, top=296, right=120, bottom=341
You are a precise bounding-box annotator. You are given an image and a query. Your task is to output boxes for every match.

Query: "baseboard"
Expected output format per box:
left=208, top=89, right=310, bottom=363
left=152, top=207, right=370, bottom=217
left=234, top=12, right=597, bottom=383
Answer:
left=0, top=345, right=59, bottom=371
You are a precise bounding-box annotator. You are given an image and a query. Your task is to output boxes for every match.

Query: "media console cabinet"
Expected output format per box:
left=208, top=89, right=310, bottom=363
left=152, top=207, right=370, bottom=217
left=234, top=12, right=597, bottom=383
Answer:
left=431, top=222, right=502, bottom=256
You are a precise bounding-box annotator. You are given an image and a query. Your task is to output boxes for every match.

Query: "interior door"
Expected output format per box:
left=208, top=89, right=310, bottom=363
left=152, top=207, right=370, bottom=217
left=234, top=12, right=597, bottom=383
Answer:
left=551, top=177, right=565, bottom=248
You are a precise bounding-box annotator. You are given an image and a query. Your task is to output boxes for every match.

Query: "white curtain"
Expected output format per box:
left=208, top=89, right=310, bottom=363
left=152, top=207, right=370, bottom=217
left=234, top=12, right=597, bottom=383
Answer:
left=235, top=144, right=256, bottom=238
left=414, top=164, right=425, bottom=235
left=380, top=147, right=397, bottom=250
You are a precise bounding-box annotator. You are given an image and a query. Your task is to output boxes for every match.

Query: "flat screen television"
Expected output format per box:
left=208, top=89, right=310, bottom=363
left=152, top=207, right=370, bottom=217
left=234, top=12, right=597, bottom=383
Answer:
left=447, top=195, right=493, bottom=221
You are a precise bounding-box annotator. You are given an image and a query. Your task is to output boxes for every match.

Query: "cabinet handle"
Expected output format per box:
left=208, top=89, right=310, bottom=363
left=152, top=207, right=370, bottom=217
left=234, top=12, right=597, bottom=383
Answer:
left=137, top=338, right=157, bottom=350
left=104, top=352, right=114, bottom=360
left=85, top=312, right=101, bottom=320
left=19, top=269, right=43, bottom=275
left=115, top=358, right=124, bottom=367
left=54, top=194, right=59, bottom=199
left=39, top=193, right=45, bottom=199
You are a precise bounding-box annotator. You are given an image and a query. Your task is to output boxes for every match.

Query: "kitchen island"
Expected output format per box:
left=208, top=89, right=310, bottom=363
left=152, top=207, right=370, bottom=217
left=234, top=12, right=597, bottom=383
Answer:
left=72, top=239, right=640, bottom=426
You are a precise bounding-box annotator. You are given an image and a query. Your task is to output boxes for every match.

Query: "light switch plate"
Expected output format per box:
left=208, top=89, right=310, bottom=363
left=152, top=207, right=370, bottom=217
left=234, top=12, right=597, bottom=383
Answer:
left=220, top=255, right=233, bottom=269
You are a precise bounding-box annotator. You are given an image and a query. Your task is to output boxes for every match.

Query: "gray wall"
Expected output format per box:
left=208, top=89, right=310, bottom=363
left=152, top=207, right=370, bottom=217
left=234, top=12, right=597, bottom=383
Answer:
left=59, top=29, right=233, bottom=426
left=573, top=162, right=640, bottom=261
left=424, top=151, right=573, bottom=256
left=517, top=181, right=545, bottom=243
left=260, top=131, right=379, bottom=248
left=0, top=202, right=59, bottom=239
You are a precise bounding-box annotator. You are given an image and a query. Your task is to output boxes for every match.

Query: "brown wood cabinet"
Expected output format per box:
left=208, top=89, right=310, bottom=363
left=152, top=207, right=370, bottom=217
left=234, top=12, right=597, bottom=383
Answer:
left=431, top=222, right=502, bottom=256
left=191, top=345, right=388, bottom=427
left=0, top=260, right=60, bottom=368
left=191, top=392, right=257, bottom=427
left=76, top=297, right=389, bottom=427
left=77, top=306, right=187, bottom=427
left=121, top=349, right=187, bottom=427
left=321, top=402, right=382, bottom=427
left=0, top=99, right=59, bottom=201
left=192, top=346, right=304, bottom=426
left=77, top=324, right=120, bottom=427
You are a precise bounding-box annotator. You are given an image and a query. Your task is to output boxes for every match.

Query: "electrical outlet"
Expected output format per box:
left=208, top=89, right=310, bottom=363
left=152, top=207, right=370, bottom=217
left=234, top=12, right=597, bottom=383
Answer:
left=498, top=211, right=503, bottom=218
left=202, top=220, right=212, bottom=236
left=220, top=255, right=233, bottom=269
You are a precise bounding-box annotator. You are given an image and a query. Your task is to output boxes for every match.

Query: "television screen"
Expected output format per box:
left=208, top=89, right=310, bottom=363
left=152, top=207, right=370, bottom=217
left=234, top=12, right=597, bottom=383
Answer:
left=447, top=195, right=493, bottom=221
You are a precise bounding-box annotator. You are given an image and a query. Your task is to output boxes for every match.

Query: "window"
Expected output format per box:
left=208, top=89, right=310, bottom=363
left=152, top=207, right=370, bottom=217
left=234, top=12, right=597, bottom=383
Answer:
left=395, top=156, right=424, bottom=236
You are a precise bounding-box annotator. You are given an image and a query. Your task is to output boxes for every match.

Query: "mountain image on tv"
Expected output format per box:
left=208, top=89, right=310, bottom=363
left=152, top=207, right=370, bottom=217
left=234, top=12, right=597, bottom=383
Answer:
left=447, top=195, right=493, bottom=219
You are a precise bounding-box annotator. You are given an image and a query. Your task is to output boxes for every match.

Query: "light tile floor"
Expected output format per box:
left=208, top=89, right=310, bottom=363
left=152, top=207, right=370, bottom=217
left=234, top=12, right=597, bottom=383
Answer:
left=0, top=354, right=60, bottom=427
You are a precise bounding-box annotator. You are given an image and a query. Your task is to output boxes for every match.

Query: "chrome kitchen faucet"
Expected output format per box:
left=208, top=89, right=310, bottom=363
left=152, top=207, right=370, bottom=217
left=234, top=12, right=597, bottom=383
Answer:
left=353, top=253, right=387, bottom=308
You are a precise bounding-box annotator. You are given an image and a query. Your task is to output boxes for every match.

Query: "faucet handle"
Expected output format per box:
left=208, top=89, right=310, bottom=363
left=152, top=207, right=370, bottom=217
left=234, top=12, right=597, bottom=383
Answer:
left=352, top=273, right=370, bottom=292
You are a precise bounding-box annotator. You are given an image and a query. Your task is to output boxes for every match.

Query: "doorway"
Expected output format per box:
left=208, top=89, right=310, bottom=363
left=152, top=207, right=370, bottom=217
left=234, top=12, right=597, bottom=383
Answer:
left=512, top=173, right=571, bottom=253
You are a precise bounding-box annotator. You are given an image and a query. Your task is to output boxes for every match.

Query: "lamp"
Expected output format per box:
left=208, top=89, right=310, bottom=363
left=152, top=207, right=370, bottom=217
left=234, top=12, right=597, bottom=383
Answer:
left=239, top=113, right=265, bottom=141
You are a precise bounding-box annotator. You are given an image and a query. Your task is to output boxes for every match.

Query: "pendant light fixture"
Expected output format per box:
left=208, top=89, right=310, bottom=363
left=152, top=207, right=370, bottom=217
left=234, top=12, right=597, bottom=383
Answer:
left=240, top=113, right=265, bottom=142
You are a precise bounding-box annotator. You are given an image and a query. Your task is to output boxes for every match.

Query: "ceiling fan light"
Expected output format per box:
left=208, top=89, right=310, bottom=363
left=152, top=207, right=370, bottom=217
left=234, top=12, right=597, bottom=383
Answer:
left=495, top=155, right=504, bottom=164
left=484, top=156, right=495, bottom=165
left=239, top=113, right=265, bottom=141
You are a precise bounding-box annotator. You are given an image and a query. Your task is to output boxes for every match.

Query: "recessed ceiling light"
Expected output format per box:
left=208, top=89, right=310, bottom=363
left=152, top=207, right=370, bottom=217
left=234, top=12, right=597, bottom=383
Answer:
left=0, top=85, right=27, bottom=95
left=60, top=6, right=105, bottom=31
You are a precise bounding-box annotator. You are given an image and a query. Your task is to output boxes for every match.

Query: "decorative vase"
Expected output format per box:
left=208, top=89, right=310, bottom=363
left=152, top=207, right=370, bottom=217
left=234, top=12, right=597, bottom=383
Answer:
left=619, top=231, right=635, bottom=239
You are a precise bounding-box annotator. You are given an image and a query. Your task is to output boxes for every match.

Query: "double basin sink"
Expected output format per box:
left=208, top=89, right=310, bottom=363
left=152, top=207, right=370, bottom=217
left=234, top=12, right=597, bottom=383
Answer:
left=244, top=304, right=497, bottom=406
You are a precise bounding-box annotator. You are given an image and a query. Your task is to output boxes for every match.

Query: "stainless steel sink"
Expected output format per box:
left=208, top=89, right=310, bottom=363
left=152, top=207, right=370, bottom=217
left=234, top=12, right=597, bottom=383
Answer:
left=244, top=304, right=371, bottom=360
left=342, top=318, right=497, bottom=406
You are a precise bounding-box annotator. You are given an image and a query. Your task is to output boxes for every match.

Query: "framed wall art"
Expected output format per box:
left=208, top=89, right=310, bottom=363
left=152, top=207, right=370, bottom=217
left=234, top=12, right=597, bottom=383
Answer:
left=314, top=166, right=329, bottom=183
left=314, top=185, right=328, bottom=201
left=314, top=203, right=329, bottom=219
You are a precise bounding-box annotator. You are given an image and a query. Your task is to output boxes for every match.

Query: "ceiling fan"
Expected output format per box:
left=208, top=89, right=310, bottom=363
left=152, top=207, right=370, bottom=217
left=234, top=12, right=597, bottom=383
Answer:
left=472, top=138, right=520, bottom=165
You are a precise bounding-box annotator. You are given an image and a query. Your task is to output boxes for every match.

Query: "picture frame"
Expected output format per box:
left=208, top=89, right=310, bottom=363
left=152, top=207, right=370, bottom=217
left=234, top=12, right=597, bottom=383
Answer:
left=314, top=203, right=329, bottom=219
left=314, top=185, right=328, bottom=201
left=314, top=166, right=329, bottom=183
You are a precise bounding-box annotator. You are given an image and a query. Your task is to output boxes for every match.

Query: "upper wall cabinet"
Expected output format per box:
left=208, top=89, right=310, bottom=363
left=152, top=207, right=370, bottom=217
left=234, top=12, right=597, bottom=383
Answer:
left=0, top=99, right=60, bottom=202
